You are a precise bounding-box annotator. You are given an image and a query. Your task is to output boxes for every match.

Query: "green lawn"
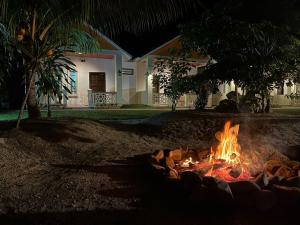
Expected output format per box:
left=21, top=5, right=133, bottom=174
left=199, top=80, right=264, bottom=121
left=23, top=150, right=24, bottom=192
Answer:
left=0, top=109, right=167, bottom=122
left=272, top=107, right=300, bottom=115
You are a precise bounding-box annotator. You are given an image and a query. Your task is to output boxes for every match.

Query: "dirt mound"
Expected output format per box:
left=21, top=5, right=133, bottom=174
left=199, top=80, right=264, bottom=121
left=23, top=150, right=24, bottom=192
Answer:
left=145, top=112, right=300, bottom=160
left=0, top=115, right=300, bottom=216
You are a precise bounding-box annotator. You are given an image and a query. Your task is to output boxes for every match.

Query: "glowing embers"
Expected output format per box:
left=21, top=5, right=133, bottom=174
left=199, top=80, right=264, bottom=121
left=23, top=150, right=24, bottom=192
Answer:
left=179, top=121, right=252, bottom=182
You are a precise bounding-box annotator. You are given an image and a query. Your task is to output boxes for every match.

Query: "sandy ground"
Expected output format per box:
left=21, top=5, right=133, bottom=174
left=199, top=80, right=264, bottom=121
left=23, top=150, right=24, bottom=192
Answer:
left=0, top=111, right=300, bottom=225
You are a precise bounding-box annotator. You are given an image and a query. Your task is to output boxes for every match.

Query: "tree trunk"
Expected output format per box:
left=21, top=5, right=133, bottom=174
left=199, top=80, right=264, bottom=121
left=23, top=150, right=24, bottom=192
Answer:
left=261, top=94, right=265, bottom=113
left=26, top=72, right=41, bottom=119
left=195, top=88, right=208, bottom=111
left=47, top=94, right=51, bottom=118
left=265, top=98, right=271, bottom=113
left=16, top=71, right=35, bottom=129
left=235, top=84, right=239, bottom=104
left=171, top=100, right=177, bottom=112
left=234, top=83, right=239, bottom=112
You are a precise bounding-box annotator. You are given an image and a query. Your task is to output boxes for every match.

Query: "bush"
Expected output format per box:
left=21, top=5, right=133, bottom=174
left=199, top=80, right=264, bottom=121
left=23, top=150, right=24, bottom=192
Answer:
left=215, top=99, right=239, bottom=113
left=194, top=90, right=209, bottom=111
left=226, top=91, right=239, bottom=101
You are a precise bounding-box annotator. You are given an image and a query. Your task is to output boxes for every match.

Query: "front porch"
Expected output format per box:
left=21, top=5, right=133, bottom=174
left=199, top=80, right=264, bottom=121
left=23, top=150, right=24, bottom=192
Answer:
left=88, top=91, right=117, bottom=108
left=152, top=93, right=197, bottom=108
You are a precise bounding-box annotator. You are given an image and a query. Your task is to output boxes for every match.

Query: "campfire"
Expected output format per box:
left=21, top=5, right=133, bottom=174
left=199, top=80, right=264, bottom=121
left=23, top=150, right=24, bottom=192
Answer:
left=151, top=120, right=300, bottom=210
left=180, top=121, right=253, bottom=183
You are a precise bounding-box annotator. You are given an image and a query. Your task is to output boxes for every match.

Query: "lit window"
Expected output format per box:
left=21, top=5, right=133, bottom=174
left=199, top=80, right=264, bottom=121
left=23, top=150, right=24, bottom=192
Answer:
left=70, top=71, right=77, bottom=94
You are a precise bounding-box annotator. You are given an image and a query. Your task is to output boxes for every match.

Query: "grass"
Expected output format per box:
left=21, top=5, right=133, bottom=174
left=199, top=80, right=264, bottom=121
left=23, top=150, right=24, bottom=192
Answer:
left=120, top=104, right=153, bottom=109
left=272, top=107, right=300, bottom=115
left=0, top=109, right=167, bottom=122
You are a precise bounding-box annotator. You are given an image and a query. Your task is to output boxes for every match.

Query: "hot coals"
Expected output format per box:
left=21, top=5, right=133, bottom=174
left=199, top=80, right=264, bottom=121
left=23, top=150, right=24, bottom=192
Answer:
left=150, top=121, right=300, bottom=210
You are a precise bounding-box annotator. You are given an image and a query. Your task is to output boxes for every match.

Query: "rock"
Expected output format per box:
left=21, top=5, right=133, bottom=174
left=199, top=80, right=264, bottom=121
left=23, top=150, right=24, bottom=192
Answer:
left=215, top=99, right=239, bottom=113
left=226, top=91, right=239, bottom=101
left=151, top=163, right=166, bottom=172
left=168, top=168, right=179, bottom=179
left=254, top=190, right=277, bottom=211
left=286, top=177, right=300, bottom=188
left=228, top=181, right=261, bottom=208
left=268, top=176, right=287, bottom=186
left=272, top=185, right=300, bottom=207
left=214, top=180, right=233, bottom=200
left=264, top=160, right=283, bottom=175
left=229, top=181, right=261, bottom=195
left=202, top=176, right=218, bottom=188
left=180, top=171, right=203, bottom=189
left=170, top=149, right=183, bottom=161
left=188, top=185, right=210, bottom=205
left=274, top=166, right=295, bottom=178
left=202, top=177, right=233, bottom=205
left=152, top=150, right=164, bottom=162
left=255, top=173, right=269, bottom=188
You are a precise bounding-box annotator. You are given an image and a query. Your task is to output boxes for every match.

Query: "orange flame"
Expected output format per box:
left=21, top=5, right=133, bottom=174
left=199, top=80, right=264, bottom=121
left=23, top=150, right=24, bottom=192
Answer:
left=210, top=121, right=241, bottom=165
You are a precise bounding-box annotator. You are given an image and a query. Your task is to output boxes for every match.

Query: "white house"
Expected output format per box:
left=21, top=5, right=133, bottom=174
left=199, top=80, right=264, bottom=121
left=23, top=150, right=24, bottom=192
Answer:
left=48, top=29, right=299, bottom=108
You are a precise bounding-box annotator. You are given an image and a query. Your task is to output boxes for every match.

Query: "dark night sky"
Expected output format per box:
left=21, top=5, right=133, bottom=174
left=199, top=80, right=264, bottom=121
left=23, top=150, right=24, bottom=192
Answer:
left=112, top=0, right=214, bottom=58
left=113, top=23, right=180, bottom=58
left=110, top=0, right=300, bottom=58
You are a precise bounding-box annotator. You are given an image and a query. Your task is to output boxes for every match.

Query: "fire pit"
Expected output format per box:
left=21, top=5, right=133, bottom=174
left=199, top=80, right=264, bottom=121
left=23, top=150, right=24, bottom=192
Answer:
left=150, top=121, right=300, bottom=210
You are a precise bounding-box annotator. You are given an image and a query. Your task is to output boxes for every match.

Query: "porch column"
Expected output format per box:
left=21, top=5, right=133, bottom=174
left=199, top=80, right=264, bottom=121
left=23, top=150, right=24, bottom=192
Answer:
left=145, top=56, right=153, bottom=106
left=88, top=89, right=93, bottom=108
left=115, top=53, right=123, bottom=105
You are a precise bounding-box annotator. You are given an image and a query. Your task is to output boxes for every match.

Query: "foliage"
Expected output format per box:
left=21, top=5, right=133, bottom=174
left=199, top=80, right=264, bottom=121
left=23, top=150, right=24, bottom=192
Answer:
left=153, top=57, right=191, bottom=111
left=36, top=49, right=76, bottom=117
left=0, top=24, right=25, bottom=109
left=0, top=0, right=206, bottom=125
left=187, top=73, right=219, bottom=110
left=181, top=0, right=300, bottom=112
left=215, top=99, right=239, bottom=113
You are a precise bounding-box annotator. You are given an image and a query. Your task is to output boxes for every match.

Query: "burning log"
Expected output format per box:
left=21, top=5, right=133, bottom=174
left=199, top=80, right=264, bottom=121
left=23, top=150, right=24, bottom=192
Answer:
left=150, top=120, right=300, bottom=210
left=152, top=150, right=164, bottom=163
left=274, top=166, right=295, bottom=178
left=229, top=167, right=242, bottom=178
left=180, top=171, right=203, bottom=190
left=286, top=176, right=300, bottom=188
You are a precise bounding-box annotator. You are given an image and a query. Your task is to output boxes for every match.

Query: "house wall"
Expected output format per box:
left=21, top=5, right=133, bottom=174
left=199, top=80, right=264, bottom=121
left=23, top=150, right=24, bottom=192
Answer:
left=122, top=61, right=137, bottom=104
left=66, top=55, right=116, bottom=107
left=135, top=59, right=148, bottom=104
left=136, top=59, right=148, bottom=92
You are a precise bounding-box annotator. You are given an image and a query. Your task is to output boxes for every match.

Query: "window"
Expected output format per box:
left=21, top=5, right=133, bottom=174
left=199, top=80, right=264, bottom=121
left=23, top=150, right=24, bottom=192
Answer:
left=70, top=71, right=77, bottom=94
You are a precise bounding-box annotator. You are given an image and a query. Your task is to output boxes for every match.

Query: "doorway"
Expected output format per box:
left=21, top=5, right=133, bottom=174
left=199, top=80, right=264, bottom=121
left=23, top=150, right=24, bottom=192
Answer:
left=89, top=72, right=106, bottom=92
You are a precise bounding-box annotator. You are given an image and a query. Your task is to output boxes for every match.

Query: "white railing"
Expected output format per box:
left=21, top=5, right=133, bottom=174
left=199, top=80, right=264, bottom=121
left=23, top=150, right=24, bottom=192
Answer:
left=153, top=93, right=171, bottom=106
left=90, top=92, right=117, bottom=107
left=152, top=93, right=197, bottom=107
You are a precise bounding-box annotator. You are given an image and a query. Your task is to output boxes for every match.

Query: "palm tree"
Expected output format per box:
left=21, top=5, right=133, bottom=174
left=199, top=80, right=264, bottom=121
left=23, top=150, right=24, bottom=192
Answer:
left=0, top=0, right=205, bottom=128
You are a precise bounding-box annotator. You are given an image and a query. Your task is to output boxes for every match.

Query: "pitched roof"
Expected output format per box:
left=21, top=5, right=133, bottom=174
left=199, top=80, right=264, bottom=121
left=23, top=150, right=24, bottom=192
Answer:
left=141, top=35, right=208, bottom=61
left=85, top=25, right=132, bottom=60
